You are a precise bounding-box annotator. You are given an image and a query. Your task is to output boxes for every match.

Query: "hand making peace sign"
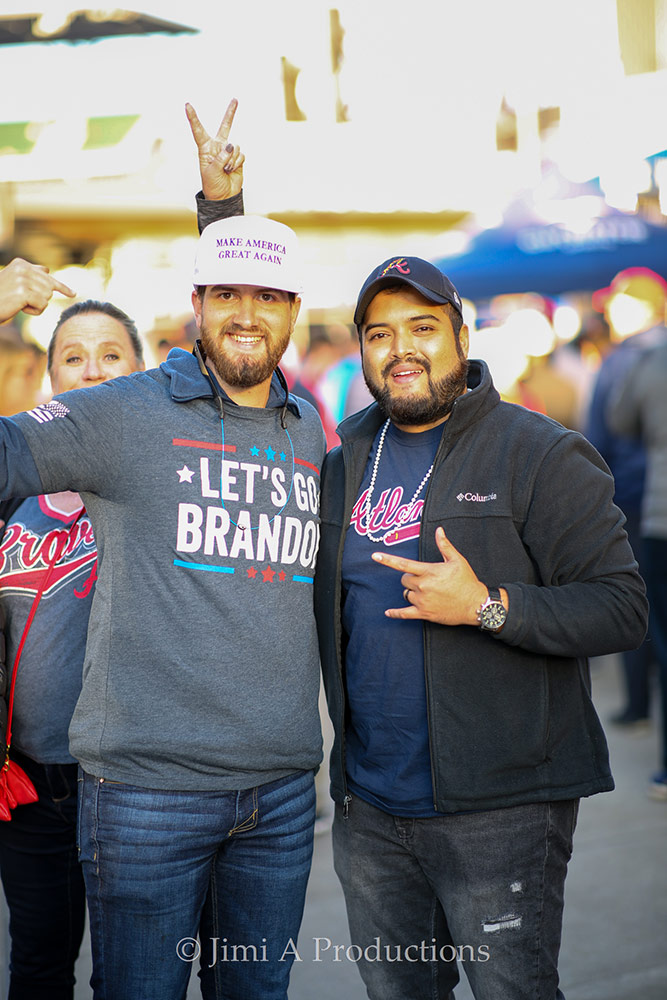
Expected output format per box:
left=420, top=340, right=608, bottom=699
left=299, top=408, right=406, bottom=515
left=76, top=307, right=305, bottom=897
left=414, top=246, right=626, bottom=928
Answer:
left=185, top=98, right=245, bottom=202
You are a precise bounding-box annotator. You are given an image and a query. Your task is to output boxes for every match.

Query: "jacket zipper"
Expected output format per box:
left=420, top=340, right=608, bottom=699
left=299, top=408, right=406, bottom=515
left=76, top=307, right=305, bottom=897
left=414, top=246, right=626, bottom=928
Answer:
left=420, top=412, right=456, bottom=812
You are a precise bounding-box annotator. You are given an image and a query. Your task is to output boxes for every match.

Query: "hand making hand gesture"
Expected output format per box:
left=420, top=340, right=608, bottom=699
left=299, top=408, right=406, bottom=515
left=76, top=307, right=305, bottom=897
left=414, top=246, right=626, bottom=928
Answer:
left=0, top=258, right=75, bottom=324
left=372, top=526, right=502, bottom=626
left=185, top=98, right=245, bottom=201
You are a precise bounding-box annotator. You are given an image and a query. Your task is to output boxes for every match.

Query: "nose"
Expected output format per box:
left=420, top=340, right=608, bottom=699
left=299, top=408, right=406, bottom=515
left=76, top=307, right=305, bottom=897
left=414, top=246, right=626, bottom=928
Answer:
left=391, top=327, right=416, bottom=358
left=232, top=295, right=259, bottom=329
left=83, top=357, right=104, bottom=381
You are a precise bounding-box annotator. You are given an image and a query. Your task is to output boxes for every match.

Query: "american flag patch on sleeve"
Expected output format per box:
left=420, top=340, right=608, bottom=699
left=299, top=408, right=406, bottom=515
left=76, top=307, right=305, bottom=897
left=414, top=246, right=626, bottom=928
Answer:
left=27, top=400, right=71, bottom=423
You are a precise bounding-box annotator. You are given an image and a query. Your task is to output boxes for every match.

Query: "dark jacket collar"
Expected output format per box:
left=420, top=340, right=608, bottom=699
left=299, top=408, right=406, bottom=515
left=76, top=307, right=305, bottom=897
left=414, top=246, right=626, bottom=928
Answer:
left=159, top=347, right=302, bottom=415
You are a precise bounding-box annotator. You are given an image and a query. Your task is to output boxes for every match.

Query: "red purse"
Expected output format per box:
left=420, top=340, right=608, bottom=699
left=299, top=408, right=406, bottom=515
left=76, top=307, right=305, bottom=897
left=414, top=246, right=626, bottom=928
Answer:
left=0, top=756, right=38, bottom=821
left=1, top=510, right=82, bottom=820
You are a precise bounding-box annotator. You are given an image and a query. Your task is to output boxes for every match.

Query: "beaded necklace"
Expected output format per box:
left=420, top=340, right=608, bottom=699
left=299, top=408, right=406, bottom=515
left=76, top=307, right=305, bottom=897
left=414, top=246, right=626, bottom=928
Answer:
left=362, top=419, right=435, bottom=544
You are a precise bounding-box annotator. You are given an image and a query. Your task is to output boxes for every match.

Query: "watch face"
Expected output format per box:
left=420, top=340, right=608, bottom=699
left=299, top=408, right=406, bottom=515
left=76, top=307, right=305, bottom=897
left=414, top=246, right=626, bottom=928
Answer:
left=480, top=601, right=507, bottom=631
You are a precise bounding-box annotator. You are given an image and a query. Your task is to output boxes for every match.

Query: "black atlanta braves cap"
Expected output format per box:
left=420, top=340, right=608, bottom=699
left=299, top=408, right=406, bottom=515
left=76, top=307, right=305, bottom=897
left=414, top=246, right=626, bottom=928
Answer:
left=354, top=256, right=463, bottom=326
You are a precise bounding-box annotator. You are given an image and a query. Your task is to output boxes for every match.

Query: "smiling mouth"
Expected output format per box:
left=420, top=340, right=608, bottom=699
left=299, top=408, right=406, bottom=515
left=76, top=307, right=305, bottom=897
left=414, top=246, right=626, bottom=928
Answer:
left=228, top=333, right=263, bottom=345
left=390, top=367, right=424, bottom=383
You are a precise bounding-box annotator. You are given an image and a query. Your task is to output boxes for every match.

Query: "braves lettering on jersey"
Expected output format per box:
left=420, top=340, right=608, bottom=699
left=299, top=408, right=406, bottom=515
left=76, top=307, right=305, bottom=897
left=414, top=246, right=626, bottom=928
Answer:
left=0, top=496, right=96, bottom=599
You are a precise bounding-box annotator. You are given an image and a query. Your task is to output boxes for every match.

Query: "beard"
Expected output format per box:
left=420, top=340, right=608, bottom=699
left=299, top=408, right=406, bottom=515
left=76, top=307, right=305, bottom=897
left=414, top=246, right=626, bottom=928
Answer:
left=363, top=353, right=469, bottom=426
left=200, top=319, right=291, bottom=389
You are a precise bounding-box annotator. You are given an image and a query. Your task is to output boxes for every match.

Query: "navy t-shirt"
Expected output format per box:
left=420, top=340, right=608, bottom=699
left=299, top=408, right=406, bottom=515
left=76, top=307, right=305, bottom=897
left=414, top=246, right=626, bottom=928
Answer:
left=341, top=420, right=444, bottom=816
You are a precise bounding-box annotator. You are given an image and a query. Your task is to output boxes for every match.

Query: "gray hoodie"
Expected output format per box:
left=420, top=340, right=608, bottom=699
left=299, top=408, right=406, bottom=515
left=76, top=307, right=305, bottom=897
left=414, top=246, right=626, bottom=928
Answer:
left=2, top=349, right=326, bottom=790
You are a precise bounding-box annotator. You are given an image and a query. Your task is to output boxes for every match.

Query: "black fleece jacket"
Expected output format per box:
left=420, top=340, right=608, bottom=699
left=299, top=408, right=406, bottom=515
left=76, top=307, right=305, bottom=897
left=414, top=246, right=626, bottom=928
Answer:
left=315, top=360, right=648, bottom=813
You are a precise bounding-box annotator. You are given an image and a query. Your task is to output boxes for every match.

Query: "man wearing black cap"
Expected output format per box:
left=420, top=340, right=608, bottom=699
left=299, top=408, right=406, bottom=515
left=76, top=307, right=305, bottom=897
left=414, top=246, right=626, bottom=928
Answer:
left=314, top=257, right=648, bottom=1000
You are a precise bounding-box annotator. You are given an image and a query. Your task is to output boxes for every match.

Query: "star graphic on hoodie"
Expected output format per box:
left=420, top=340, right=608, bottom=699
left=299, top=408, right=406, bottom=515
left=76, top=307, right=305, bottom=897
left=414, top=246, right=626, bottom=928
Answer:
left=264, top=446, right=276, bottom=461
left=250, top=446, right=260, bottom=457
left=262, top=565, right=276, bottom=582
left=177, top=465, right=195, bottom=483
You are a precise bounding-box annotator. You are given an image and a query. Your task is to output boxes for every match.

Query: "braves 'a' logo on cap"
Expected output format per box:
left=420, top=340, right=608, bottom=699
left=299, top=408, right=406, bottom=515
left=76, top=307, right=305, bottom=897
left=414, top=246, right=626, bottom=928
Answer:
left=379, top=258, right=410, bottom=278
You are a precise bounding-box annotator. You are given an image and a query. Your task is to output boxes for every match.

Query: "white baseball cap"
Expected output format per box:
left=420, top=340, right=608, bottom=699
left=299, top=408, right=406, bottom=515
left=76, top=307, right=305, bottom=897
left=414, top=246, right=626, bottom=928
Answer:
left=193, top=215, right=302, bottom=294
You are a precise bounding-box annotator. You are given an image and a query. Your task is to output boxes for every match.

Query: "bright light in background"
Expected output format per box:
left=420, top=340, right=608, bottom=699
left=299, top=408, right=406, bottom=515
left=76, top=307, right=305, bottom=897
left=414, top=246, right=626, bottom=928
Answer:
left=469, top=327, right=530, bottom=395
left=502, top=309, right=556, bottom=359
left=606, top=293, right=655, bottom=339
left=553, top=305, right=582, bottom=343
left=599, top=159, right=653, bottom=213
left=531, top=197, right=605, bottom=234
left=106, top=237, right=199, bottom=333
left=1, top=0, right=665, bottom=346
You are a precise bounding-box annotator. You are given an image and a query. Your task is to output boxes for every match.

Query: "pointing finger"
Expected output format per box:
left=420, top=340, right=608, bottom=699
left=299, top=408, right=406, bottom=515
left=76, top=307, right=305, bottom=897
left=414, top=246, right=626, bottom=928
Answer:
left=215, top=98, right=239, bottom=143
left=51, top=277, right=76, bottom=298
left=384, top=605, right=423, bottom=620
left=371, top=551, right=426, bottom=574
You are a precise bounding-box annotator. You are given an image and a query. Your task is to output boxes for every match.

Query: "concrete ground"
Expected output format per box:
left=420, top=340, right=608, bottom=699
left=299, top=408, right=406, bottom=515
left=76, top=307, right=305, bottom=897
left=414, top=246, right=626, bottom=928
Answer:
left=1, top=653, right=666, bottom=998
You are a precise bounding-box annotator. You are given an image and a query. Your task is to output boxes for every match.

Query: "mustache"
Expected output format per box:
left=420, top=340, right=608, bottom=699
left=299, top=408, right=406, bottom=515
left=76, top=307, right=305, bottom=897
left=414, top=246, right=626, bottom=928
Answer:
left=381, top=356, right=432, bottom=380
left=222, top=322, right=265, bottom=336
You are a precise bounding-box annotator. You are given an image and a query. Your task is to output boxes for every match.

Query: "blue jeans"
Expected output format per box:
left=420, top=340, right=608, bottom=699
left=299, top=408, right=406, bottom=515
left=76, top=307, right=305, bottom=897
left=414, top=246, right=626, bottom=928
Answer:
left=332, top=794, right=579, bottom=1000
left=0, top=750, right=85, bottom=1000
left=77, top=768, right=316, bottom=1000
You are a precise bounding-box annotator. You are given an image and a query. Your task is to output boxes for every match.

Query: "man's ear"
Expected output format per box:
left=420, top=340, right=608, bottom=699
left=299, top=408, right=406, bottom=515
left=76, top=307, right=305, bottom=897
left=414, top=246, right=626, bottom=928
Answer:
left=459, top=323, right=470, bottom=358
left=290, top=294, right=302, bottom=329
left=191, top=288, right=203, bottom=329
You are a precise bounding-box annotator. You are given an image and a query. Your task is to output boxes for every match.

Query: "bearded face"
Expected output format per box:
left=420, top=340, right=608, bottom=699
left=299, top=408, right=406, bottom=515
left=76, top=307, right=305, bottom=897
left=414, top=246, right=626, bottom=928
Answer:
left=360, top=287, right=469, bottom=430
left=193, top=285, right=298, bottom=392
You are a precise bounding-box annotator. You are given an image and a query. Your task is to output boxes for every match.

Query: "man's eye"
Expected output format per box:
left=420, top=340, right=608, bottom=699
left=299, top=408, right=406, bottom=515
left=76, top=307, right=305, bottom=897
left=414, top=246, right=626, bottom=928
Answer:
left=105, top=354, right=120, bottom=362
left=65, top=356, right=81, bottom=364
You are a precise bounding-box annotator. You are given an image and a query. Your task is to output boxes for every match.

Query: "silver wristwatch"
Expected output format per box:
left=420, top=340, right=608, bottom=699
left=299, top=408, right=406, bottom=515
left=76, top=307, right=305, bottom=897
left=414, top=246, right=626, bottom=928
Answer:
left=477, top=587, right=507, bottom=633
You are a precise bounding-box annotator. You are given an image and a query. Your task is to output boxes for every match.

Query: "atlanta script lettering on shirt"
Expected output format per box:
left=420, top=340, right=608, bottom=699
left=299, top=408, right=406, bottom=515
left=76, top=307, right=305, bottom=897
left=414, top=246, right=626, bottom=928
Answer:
left=350, top=486, right=425, bottom=546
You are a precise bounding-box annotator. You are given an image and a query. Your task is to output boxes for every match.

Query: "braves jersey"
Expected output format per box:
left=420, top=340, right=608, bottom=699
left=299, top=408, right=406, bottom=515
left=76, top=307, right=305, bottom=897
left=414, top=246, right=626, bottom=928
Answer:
left=0, top=495, right=94, bottom=762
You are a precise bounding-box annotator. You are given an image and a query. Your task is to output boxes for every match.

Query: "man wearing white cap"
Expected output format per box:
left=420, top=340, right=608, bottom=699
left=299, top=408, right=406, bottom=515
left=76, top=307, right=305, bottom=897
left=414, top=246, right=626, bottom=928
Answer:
left=0, top=104, right=325, bottom=1000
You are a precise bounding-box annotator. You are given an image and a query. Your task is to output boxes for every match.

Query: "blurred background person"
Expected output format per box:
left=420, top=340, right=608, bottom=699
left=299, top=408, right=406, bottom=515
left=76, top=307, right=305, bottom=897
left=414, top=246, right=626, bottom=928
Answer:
left=554, top=312, right=613, bottom=429
left=290, top=324, right=342, bottom=450
left=0, top=329, right=46, bottom=417
left=585, top=267, right=667, bottom=729
left=0, top=297, right=144, bottom=1000
left=317, top=322, right=371, bottom=422
left=608, top=339, right=667, bottom=800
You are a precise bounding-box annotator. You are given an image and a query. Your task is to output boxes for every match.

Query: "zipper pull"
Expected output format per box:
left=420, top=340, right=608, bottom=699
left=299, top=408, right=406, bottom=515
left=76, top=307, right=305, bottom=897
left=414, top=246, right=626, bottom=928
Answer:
left=343, top=794, right=352, bottom=820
